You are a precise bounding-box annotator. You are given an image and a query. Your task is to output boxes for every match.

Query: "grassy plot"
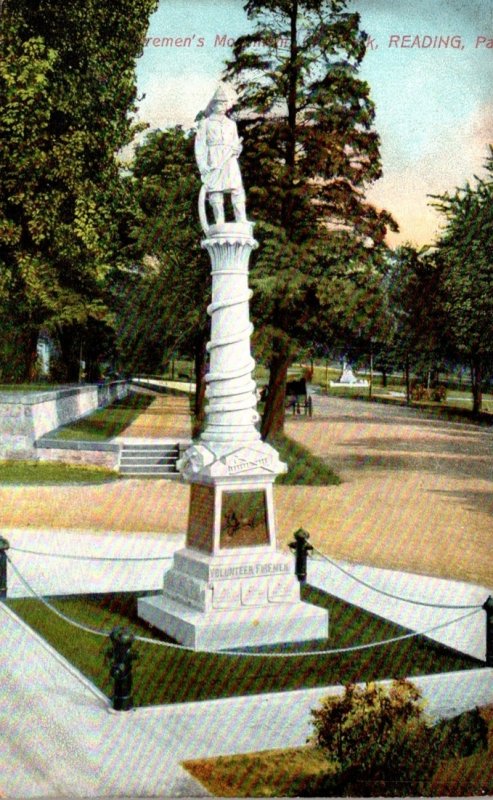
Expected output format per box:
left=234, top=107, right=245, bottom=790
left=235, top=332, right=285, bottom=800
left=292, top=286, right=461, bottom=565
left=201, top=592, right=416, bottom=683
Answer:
left=0, top=383, right=65, bottom=392
left=0, top=461, right=118, bottom=484
left=184, top=735, right=493, bottom=798
left=270, top=435, right=340, bottom=486
left=51, top=391, right=154, bottom=441
left=184, top=706, right=493, bottom=798
left=8, top=586, right=480, bottom=707
left=184, top=746, right=330, bottom=798
left=185, top=746, right=329, bottom=797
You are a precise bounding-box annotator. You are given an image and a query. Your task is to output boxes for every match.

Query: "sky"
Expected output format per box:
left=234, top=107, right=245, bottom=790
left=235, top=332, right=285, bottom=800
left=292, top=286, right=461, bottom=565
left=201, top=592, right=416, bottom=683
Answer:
left=135, top=0, right=493, bottom=247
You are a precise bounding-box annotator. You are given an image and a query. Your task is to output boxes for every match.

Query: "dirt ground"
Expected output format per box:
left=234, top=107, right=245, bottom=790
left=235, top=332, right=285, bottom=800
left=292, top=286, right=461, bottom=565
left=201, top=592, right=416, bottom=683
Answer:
left=1, top=394, right=492, bottom=587
left=120, top=390, right=192, bottom=439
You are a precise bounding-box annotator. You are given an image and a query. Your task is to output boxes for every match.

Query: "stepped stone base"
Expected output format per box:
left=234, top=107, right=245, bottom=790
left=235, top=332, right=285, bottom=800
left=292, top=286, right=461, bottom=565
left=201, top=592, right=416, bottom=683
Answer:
left=138, top=547, right=329, bottom=650
left=138, top=593, right=328, bottom=650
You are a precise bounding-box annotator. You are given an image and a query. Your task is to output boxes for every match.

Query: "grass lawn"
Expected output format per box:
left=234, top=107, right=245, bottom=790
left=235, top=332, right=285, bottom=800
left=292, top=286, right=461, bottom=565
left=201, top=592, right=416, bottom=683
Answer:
left=270, top=435, right=340, bottom=486
left=0, top=461, right=118, bottom=484
left=8, top=586, right=481, bottom=707
left=184, top=746, right=330, bottom=798
left=184, top=729, right=493, bottom=797
left=51, top=392, right=154, bottom=441
left=0, top=383, right=66, bottom=392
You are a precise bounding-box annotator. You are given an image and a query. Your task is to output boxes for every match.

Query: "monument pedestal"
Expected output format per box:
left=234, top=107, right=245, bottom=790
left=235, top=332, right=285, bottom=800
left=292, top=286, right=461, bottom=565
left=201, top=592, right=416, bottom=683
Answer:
left=138, top=222, right=328, bottom=650
left=138, top=547, right=328, bottom=650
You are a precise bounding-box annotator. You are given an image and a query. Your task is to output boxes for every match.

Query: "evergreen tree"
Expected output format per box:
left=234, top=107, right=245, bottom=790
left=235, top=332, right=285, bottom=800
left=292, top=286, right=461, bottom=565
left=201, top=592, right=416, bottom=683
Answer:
left=225, top=0, right=396, bottom=436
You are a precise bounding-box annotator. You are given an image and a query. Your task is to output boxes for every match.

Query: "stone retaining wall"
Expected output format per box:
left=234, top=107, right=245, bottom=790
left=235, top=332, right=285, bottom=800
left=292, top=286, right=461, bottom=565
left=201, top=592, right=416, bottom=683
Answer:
left=36, top=440, right=120, bottom=469
left=0, top=381, right=129, bottom=459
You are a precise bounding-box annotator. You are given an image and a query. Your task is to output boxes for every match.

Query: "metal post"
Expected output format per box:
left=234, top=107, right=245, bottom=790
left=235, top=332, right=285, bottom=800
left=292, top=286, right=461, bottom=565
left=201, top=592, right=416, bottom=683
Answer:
left=107, top=626, right=136, bottom=711
left=288, top=528, right=313, bottom=583
left=483, top=596, right=493, bottom=666
left=0, top=537, right=10, bottom=599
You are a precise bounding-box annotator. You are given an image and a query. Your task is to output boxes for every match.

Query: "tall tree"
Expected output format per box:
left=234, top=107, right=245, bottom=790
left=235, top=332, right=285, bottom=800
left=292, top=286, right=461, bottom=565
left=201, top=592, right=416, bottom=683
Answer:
left=385, top=246, right=448, bottom=403
left=0, top=0, right=157, bottom=380
left=432, top=150, right=493, bottom=415
left=225, top=0, right=395, bottom=437
left=118, top=128, right=211, bottom=428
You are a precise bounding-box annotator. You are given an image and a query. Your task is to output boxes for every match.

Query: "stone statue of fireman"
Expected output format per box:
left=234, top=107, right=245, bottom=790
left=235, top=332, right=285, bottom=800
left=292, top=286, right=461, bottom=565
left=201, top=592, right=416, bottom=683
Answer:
left=195, top=84, right=247, bottom=225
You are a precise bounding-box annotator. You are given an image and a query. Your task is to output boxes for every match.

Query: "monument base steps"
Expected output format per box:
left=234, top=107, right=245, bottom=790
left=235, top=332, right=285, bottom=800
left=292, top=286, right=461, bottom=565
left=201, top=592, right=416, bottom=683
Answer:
left=138, top=547, right=328, bottom=650
left=138, top=593, right=329, bottom=650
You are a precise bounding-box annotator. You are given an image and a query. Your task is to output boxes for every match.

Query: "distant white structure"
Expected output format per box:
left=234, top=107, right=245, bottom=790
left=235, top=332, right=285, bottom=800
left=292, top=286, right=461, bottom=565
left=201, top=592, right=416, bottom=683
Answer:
left=330, top=360, right=369, bottom=388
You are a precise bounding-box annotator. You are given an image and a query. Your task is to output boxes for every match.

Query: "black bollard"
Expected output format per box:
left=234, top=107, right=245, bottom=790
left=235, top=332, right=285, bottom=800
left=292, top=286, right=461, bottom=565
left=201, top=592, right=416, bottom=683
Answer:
left=107, top=626, right=136, bottom=711
left=483, top=596, right=493, bottom=666
left=288, top=528, right=313, bottom=583
left=0, top=537, right=10, bottom=599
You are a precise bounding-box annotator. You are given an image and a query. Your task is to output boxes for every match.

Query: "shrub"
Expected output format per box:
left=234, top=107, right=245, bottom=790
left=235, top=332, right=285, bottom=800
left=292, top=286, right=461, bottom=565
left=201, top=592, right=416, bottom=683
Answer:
left=432, top=706, right=488, bottom=759
left=410, top=382, right=447, bottom=403
left=307, top=681, right=487, bottom=797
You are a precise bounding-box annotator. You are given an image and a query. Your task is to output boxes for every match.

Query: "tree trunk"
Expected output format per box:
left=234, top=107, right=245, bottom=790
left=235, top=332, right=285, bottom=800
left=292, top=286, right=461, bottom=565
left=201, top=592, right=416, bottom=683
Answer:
left=405, top=357, right=411, bottom=405
left=193, top=332, right=208, bottom=437
left=381, top=366, right=387, bottom=388
left=57, top=325, right=81, bottom=382
left=261, top=351, right=290, bottom=440
left=25, top=328, right=40, bottom=382
left=471, top=357, right=483, bottom=416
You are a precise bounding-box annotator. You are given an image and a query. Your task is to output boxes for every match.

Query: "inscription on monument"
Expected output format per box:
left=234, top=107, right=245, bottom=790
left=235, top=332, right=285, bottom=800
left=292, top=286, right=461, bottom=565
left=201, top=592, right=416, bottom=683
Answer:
left=187, top=483, right=215, bottom=553
left=212, top=581, right=241, bottom=609
left=210, top=561, right=290, bottom=580
left=241, top=579, right=268, bottom=606
left=268, top=576, right=299, bottom=604
left=220, top=490, right=269, bottom=549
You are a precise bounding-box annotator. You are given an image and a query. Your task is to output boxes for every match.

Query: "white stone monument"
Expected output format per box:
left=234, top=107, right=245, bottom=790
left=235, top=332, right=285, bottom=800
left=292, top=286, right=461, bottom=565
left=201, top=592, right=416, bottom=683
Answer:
left=138, top=85, right=328, bottom=650
left=330, top=360, right=369, bottom=388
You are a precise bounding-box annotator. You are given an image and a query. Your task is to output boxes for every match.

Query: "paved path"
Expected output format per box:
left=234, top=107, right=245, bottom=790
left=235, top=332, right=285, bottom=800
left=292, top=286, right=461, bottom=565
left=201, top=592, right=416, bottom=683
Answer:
left=2, top=392, right=493, bottom=588
left=284, top=395, right=493, bottom=587
left=1, top=395, right=492, bottom=587
left=119, top=388, right=192, bottom=440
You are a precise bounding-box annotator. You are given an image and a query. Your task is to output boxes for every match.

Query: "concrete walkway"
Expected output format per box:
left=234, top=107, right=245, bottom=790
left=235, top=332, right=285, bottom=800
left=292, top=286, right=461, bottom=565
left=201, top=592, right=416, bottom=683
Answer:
left=1, top=393, right=493, bottom=795
left=1, top=394, right=492, bottom=586
left=118, top=388, right=192, bottom=440
left=1, top=525, right=492, bottom=798
left=1, top=594, right=492, bottom=799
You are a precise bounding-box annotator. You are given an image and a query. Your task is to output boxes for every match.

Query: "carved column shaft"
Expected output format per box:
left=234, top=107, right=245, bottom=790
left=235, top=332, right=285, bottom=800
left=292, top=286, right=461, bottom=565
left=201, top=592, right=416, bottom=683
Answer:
left=201, top=227, right=260, bottom=445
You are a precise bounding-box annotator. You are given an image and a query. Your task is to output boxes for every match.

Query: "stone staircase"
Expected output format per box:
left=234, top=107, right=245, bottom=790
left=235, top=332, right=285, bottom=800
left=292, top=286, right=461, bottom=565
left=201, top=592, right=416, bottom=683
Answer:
left=119, top=442, right=181, bottom=478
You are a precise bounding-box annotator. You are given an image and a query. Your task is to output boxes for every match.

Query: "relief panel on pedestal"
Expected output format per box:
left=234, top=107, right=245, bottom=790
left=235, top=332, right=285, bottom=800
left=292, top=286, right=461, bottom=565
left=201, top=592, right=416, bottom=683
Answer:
left=219, top=490, right=269, bottom=549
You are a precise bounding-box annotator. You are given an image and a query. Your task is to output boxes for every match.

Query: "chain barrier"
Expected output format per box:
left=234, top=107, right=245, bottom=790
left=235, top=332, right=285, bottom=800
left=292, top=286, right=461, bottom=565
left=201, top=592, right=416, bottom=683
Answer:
left=9, top=546, right=173, bottom=563
left=311, top=545, right=484, bottom=611
left=7, top=555, right=111, bottom=638
left=134, top=608, right=482, bottom=657
left=6, top=553, right=482, bottom=659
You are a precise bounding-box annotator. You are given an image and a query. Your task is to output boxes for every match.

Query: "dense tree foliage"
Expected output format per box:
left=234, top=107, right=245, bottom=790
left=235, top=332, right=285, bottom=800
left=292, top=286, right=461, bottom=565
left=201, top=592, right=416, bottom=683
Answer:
left=0, top=0, right=157, bottom=380
left=383, top=245, right=448, bottom=402
left=225, top=0, right=396, bottom=436
left=118, top=128, right=211, bottom=425
left=432, top=149, right=493, bottom=414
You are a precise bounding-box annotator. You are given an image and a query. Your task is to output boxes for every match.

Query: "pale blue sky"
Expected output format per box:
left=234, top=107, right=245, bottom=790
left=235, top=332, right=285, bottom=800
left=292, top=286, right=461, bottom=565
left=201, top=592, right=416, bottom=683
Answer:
left=135, top=0, right=493, bottom=246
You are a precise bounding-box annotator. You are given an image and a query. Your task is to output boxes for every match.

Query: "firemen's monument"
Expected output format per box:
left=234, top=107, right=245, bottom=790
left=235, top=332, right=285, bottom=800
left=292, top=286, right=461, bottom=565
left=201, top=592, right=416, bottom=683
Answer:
left=138, top=85, right=328, bottom=649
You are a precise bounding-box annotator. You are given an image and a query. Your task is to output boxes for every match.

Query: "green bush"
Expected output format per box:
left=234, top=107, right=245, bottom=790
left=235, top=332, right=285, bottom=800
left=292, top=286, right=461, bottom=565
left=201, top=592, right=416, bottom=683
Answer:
left=304, top=681, right=487, bottom=797
left=410, top=382, right=447, bottom=403
left=433, top=706, right=488, bottom=759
